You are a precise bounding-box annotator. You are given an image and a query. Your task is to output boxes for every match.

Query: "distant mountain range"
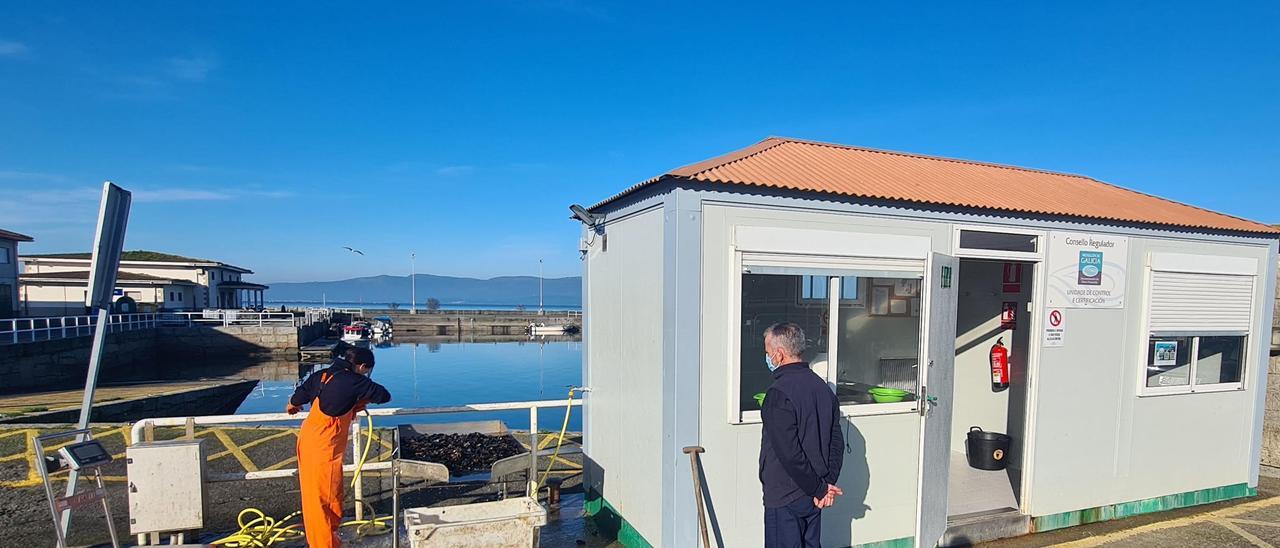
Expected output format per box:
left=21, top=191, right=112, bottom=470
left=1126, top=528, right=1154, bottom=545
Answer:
left=265, top=274, right=581, bottom=306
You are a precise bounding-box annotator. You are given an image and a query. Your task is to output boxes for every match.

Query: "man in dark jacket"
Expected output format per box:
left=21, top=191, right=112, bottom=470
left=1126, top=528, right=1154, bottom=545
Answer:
left=288, top=346, right=391, bottom=547
left=759, top=323, right=844, bottom=548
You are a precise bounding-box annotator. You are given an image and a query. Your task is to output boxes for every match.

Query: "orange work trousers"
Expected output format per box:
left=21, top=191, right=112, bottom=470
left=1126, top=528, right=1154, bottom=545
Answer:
left=297, top=373, right=355, bottom=548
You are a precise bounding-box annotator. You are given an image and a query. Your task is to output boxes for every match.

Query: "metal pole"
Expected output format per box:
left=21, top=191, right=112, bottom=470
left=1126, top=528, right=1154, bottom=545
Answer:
left=96, top=468, right=121, bottom=548
left=35, top=436, right=69, bottom=548
left=392, top=454, right=401, bottom=548
left=352, top=419, right=364, bottom=521
left=410, top=252, right=416, bottom=314
left=538, top=259, right=544, bottom=315
left=60, top=306, right=110, bottom=532
left=528, top=407, right=539, bottom=496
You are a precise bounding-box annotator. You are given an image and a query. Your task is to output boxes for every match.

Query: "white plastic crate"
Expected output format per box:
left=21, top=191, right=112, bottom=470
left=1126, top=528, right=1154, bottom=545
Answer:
left=404, top=497, right=547, bottom=548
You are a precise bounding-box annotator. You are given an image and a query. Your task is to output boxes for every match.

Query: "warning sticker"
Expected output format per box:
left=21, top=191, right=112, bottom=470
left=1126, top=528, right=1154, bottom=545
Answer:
left=1043, top=309, right=1065, bottom=347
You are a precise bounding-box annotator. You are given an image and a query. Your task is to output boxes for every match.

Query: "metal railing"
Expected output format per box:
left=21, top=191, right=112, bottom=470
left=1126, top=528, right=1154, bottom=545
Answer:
left=130, top=398, right=581, bottom=497
left=0, top=313, right=156, bottom=345
left=157, top=309, right=329, bottom=328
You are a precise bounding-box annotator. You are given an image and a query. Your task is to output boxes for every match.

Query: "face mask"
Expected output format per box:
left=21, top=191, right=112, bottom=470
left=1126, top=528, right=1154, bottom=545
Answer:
left=766, top=353, right=778, bottom=372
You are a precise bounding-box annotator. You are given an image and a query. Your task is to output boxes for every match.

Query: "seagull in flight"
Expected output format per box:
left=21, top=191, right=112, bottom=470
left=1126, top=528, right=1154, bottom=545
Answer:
left=343, top=246, right=365, bottom=256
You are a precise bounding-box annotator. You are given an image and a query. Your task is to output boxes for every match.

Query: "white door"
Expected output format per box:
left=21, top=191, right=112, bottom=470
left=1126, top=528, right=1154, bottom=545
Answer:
left=916, top=253, right=960, bottom=547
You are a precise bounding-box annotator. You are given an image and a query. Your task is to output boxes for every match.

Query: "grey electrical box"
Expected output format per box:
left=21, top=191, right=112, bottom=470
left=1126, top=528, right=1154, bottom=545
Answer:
left=126, top=439, right=208, bottom=535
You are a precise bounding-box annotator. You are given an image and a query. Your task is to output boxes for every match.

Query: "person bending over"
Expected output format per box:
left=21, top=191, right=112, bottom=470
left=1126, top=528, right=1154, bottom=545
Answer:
left=288, top=346, right=390, bottom=548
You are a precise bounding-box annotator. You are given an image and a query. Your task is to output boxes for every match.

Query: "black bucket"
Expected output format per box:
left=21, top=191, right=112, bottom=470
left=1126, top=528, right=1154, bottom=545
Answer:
left=965, top=427, right=1011, bottom=471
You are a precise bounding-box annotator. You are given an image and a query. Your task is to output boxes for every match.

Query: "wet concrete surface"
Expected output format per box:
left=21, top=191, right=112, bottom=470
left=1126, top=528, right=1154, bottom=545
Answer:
left=984, top=475, right=1280, bottom=547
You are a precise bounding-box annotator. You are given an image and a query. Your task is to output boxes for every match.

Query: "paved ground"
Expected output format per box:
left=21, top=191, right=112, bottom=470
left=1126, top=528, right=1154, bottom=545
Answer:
left=987, top=475, right=1280, bottom=547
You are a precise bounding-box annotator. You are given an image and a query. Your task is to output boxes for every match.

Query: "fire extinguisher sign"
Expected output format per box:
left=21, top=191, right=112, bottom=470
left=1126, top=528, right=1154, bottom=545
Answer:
left=1000, top=301, right=1017, bottom=330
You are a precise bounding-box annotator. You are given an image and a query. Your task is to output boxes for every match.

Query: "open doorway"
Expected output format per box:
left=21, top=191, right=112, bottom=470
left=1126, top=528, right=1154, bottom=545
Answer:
left=946, top=259, right=1033, bottom=518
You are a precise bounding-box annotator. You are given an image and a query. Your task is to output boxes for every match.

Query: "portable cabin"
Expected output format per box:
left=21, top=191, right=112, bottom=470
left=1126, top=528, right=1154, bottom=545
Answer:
left=577, top=137, right=1280, bottom=548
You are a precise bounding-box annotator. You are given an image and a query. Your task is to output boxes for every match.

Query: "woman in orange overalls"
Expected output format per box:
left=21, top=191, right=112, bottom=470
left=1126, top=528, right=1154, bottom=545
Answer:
left=287, top=346, right=391, bottom=548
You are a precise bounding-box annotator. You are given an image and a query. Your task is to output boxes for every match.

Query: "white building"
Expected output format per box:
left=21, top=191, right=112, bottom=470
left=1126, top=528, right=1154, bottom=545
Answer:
left=0, top=228, right=34, bottom=319
left=578, top=138, right=1279, bottom=547
left=19, top=250, right=267, bottom=316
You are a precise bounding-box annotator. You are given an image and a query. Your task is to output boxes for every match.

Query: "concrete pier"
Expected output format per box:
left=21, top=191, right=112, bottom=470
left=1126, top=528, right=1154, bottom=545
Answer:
left=368, top=310, right=580, bottom=336
left=0, top=378, right=257, bottom=423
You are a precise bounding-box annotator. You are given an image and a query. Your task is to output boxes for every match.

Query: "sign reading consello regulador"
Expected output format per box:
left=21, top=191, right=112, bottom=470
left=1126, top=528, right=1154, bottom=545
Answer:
left=1046, top=232, right=1129, bottom=309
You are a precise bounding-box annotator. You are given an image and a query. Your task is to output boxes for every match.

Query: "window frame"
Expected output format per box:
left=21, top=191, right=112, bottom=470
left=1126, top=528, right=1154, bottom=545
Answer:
left=729, top=251, right=927, bottom=424
left=797, top=275, right=865, bottom=308
left=952, top=225, right=1045, bottom=261
left=1139, top=331, right=1247, bottom=395
left=1137, top=255, right=1255, bottom=397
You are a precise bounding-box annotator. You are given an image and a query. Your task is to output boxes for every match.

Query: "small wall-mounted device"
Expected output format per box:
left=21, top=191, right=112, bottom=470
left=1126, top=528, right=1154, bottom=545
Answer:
left=57, top=440, right=113, bottom=471
left=569, top=204, right=604, bottom=234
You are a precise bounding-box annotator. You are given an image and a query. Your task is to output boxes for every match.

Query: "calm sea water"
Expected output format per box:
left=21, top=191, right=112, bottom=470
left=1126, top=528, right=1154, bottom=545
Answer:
left=234, top=338, right=584, bottom=431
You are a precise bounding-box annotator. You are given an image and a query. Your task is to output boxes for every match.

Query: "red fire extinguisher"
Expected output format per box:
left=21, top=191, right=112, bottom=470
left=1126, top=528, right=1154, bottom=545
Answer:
left=990, top=338, right=1010, bottom=392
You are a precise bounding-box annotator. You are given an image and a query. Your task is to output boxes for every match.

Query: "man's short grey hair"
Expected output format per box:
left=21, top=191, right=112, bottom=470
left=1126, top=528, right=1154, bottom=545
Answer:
left=764, top=322, right=807, bottom=357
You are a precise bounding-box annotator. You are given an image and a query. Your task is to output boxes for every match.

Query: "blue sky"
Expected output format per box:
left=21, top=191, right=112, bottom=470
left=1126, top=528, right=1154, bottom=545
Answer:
left=1, top=2, right=1277, bottom=283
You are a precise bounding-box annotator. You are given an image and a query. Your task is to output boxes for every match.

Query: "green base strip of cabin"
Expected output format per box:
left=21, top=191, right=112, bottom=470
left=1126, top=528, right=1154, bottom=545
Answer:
left=1031, top=482, right=1257, bottom=533
left=851, top=535, right=914, bottom=548
left=584, top=492, right=655, bottom=548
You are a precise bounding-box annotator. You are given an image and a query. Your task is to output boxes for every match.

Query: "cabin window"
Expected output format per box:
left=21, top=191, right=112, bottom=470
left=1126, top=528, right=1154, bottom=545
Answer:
left=0, top=247, right=9, bottom=264
left=799, top=275, right=861, bottom=305
left=1141, top=258, right=1254, bottom=395
left=735, top=255, right=926, bottom=421
left=739, top=272, right=830, bottom=415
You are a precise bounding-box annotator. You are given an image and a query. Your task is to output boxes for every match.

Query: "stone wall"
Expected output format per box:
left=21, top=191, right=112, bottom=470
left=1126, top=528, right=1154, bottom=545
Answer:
left=0, top=329, right=158, bottom=393
left=0, top=321, right=323, bottom=393
left=1267, top=354, right=1280, bottom=467
left=157, top=325, right=306, bottom=360
left=1265, top=270, right=1280, bottom=468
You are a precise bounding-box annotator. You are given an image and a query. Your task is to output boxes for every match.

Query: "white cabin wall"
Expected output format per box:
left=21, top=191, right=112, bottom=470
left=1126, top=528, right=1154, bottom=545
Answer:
left=1027, top=237, right=1273, bottom=517
left=583, top=206, right=666, bottom=544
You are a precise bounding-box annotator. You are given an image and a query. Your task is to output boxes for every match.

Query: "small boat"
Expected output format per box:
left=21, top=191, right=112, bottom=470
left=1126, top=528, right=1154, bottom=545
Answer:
left=341, top=322, right=371, bottom=341
left=528, top=323, right=567, bottom=336
left=371, top=316, right=394, bottom=337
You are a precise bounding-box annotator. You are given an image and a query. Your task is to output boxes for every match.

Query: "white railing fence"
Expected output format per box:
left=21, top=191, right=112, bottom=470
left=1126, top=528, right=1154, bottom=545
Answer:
left=130, top=397, right=582, bottom=537
left=0, top=307, right=338, bottom=344
left=158, top=309, right=331, bottom=328
left=0, top=313, right=156, bottom=345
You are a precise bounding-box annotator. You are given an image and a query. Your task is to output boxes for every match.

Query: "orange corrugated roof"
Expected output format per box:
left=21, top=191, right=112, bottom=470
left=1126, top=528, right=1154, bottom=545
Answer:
left=593, top=137, right=1278, bottom=235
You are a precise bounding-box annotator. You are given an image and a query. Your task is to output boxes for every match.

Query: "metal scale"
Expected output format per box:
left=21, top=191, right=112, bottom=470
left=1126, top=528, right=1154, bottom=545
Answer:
left=35, top=429, right=121, bottom=548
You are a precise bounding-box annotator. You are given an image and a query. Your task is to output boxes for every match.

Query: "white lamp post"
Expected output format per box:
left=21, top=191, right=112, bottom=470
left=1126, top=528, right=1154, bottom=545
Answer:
left=410, top=252, right=417, bottom=314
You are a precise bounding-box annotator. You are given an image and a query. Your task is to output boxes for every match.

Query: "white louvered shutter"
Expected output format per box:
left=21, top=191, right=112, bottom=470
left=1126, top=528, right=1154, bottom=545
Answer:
left=1148, top=271, right=1254, bottom=333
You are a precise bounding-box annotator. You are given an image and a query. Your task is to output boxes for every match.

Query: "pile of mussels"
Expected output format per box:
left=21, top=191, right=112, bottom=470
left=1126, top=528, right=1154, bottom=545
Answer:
left=400, top=432, right=526, bottom=474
